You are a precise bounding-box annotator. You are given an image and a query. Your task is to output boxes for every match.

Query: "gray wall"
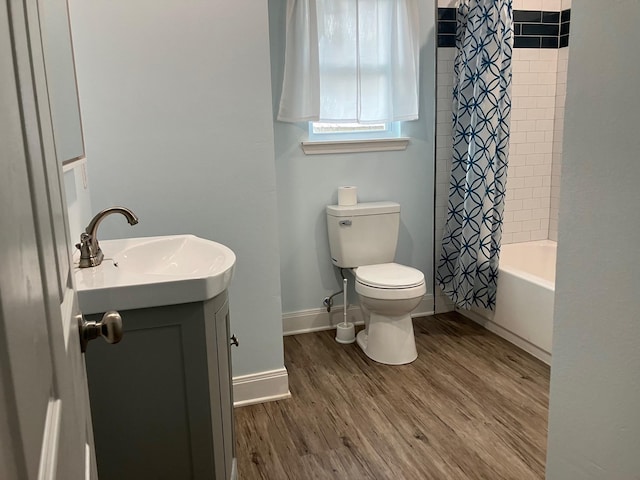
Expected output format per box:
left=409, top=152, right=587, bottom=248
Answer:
left=546, top=1, right=640, bottom=477
left=268, top=0, right=437, bottom=314
left=68, top=0, right=284, bottom=377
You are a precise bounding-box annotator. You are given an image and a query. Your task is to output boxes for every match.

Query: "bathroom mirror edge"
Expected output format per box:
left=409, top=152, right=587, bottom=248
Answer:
left=38, top=0, right=85, bottom=164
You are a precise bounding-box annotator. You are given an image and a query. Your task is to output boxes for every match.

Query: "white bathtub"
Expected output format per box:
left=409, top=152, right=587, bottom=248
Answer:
left=460, top=240, right=556, bottom=365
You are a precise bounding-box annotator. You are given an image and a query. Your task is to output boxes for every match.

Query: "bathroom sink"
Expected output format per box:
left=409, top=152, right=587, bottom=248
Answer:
left=75, top=235, right=235, bottom=314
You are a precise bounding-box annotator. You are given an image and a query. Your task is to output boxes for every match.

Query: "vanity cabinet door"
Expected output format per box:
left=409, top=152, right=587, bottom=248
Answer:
left=204, top=295, right=236, bottom=480
left=86, top=292, right=236, bottom=480
left=215, top=299, right=235, bottom=479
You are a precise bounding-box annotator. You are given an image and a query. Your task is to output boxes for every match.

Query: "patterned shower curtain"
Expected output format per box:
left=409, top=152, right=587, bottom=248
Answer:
left=436, top=0, right=513, bottom=310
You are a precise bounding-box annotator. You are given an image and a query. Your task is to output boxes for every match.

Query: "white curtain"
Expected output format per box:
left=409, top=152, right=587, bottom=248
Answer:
left=277, top=0, right=420, bottom=124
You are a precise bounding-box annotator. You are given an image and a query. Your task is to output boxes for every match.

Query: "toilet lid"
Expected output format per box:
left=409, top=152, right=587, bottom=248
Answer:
left=355, top=263, right=425, bottom=289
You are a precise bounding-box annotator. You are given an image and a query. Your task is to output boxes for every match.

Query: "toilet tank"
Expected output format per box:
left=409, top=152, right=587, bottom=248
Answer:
left=326, top=201, right=400, bottom=268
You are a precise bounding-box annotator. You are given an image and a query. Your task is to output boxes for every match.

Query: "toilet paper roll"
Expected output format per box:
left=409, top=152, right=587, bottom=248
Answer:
left=338, top=186, right=358, bottom=206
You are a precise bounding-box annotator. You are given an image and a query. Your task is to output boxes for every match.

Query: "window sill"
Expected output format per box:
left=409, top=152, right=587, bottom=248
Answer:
left=301, top=137, right=410, bottom=155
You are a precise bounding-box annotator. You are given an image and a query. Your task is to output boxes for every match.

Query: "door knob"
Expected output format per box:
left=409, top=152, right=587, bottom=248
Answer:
left=78, top=311, right=123, bottom=352
left=230, top=335, right=239, bottom=347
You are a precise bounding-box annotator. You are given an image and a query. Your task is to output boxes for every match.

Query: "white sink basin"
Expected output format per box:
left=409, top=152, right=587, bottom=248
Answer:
left=75, top=235, right=235, bottom=314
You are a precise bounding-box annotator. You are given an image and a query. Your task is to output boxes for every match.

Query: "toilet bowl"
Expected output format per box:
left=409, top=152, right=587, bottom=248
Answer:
left=354, top=263, right=426, bottom=365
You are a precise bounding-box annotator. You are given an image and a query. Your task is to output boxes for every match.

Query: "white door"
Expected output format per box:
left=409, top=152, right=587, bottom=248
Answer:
left=0, top=1, right=97, bottom=479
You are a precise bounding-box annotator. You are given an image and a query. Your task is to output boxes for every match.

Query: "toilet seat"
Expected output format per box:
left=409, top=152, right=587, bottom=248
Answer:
left=355, top=263, right=424, bottom=288
left=354, top=263, right=426, bottom=301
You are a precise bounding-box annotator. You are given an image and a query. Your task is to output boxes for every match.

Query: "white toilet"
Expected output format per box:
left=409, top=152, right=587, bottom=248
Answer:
left=326, top=201, right=426, bottom=365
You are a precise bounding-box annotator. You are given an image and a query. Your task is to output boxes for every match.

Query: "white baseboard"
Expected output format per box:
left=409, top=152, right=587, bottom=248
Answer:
left=456, top=308, right=551, bottom=365
left=233, top=367, right=291, bottom=408
left=282, top=305, right=365, bottom=336
left=283, top=294, right=434, bottom=336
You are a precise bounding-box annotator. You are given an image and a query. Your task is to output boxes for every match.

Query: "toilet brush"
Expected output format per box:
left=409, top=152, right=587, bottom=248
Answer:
left=335, top=278, right=356, bottom=344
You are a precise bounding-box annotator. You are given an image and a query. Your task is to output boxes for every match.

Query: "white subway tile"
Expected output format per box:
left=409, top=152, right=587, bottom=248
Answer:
left=520, top=120, right=538, bottom=132
left=539, top=196, right=551, bottom=209
left=526, top=108, right=548, bottom=120
left=512, top=109, right=528, bottom=121
left=553, top=127, right=564, bottom=143
left=521, top=0, right=542, bottom=11
left=507, top=177, right=525, bottom=190
left=505, top=199, right=523, bottom=211
left=527, top=130, right=546, bottom=142
left=516, top=72, right=542, bottom=85
left=501, top=232, right=514, bottom=244
left=530, top=229, right=549, bottom=241
left=538, top=72, right=558, bottom=85
left=436, top=110, right=451, bottom=124
left=517, top=96, right=538, bottom=109
left=510, top=131, right=527, bottom=144
left=513, top=60, right=531, bottom=73
left=556, top=67, right=568, bottom=82
left=437, top=73, right=453, bottom=86
left=438, top=0, right=457, bottom=8
left=515, top=165, right=535, bottom=177
left=508, top=154, right=526, bottom=167
left=534, top=208, right=550, bottom=219
left=522, top=219, right=541, bottom=231
left=514, top=188, right=534, bottom=200
left=525, top=154, right=546, bottom=165
left=516, top=143, right=535, bottom=155
left=512, top=231, right=532, bottom=243
left=538, top=49, right=559, bottom=62
left=437, top=85, right=453, bottom=99
left=529, top=84, right=554, bottom=96
left=534, top=164, right=552, bottom=176
left=525, top=176, right=544, bottom=188
left=556, top=82, right=567, bottom=96
left=529, top=61, right=557, bottom=73
left=545, top=131, right=556, bottom=143
left=519, top=50, right=542, bottom=61
left=523, top=198, right=542, bottom=210
left=503, top=221, right=523, bottom=234
left=533, top=186, right=551, bottom=198
left=438, top=48, right=456, bottom=60
left=539, top=217, right=550, bottom=230
left=535, top=120, right=555, bottom=132
left=512, top=84, right=530, bottom=97
left=536, top=96, right=556, bottom=109
left=514, top=209, right=533, bottom=221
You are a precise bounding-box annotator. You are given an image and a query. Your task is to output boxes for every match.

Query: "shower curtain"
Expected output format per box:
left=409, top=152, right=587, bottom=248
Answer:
left=436, top=0, right=513, bottom=310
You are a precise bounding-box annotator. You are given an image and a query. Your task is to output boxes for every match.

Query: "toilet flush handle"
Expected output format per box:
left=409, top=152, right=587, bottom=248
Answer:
left=339, top=220, right=352, bottom=226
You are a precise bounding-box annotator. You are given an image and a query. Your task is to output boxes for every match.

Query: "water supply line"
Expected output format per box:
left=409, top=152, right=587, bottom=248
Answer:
left=322, top=268, right=347, bottom=312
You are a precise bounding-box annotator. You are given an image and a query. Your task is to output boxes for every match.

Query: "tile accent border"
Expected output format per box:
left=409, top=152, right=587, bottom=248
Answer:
left=438, top=8, right=570, bottom=48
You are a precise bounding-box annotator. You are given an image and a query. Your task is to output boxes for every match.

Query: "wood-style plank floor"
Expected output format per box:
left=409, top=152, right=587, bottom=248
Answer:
left=235, top=312, right=550, bottom=479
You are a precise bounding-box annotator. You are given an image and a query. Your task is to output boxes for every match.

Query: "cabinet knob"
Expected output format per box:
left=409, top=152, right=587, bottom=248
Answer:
left=78, top=311, right=123, bottom=353
left=230, top=335, right=239, bottom=347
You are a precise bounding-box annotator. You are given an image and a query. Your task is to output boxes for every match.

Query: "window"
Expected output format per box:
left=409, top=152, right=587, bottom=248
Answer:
left=277, top=0, right=420, bottom=125
left=308, top=121, right=401, bottom=142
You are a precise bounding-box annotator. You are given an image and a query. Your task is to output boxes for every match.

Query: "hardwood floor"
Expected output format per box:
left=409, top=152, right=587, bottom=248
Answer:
left=235, top=312, right=550, bottom=479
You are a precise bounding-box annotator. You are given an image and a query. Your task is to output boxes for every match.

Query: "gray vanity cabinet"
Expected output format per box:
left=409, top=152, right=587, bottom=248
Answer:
left=84, top=291, right=236, bottom=480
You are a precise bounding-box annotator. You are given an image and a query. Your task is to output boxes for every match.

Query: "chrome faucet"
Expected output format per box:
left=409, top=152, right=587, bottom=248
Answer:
left=77, top=207, right=139, bottom=268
